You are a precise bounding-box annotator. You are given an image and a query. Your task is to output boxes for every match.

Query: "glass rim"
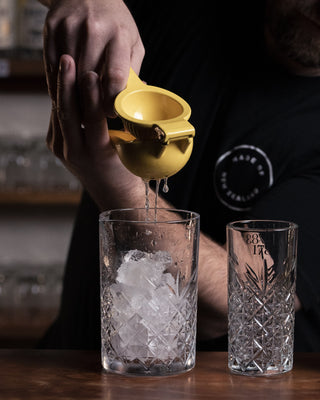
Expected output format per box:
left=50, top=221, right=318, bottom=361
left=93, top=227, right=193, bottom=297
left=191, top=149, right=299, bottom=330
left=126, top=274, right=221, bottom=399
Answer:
left=227, top=219, right=298, bottom=232
left=99, top=208, right=200, bottom=224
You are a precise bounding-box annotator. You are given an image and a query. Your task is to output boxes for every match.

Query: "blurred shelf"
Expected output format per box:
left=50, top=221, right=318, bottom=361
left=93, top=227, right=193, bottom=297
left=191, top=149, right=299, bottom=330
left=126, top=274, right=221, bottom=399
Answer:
left=0, top=57, right=47, bottom=91
left=0, top=190, right=82, bottom=205
left=0, top=317, right=57, bottom=349
left=0, top=57, right=44, bottom=78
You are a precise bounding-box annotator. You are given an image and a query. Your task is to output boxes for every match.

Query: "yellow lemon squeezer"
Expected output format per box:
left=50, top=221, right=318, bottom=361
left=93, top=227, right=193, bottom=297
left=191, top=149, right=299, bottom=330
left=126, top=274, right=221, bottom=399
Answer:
left=110, top=68, right=195, bottom=181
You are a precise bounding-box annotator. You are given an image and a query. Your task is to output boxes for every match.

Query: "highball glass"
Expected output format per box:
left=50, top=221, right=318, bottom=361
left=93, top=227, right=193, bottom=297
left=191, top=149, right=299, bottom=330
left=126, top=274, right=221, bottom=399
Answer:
left=227, top=220, right=298, bottom=376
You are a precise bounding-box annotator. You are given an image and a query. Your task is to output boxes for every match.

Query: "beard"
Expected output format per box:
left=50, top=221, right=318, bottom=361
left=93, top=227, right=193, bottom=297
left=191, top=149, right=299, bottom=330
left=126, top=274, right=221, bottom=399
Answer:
left=265, top=0, right=320, bottom=68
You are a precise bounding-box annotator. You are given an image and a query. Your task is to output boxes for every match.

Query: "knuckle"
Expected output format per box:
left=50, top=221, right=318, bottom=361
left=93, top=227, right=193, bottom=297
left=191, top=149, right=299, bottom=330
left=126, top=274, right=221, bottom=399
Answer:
left=44, top=13, right=65, bottom=41
left=137, top=38, right=145, bottom=57
left=112, top=21, right=125, bottom=36
left=133, top=39, right=145, bottom=62
left=46, top=13, right=78, bottom=37
left=61, top=16, right=78, bottom=36
left=44, top=12, right=57, bottom=33
left=84, top=17, right=104, bottom=37
left=107, top=67, right=127, bottom=87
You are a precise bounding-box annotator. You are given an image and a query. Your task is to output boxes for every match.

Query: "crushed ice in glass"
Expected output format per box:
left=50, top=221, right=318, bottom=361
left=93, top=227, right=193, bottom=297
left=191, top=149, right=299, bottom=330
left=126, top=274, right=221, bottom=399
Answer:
left=107, top=249, right=188, bottom=361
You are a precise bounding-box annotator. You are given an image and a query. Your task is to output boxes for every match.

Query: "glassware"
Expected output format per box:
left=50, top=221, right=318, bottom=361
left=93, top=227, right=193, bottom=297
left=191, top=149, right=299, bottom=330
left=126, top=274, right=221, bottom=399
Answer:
left=12, top=264, right=63, bottom=327
left=0, top=135, right=80, bottom=192
left=99, top=208, right=200, bottom=376
left=227, top=220, right=298, bottom=376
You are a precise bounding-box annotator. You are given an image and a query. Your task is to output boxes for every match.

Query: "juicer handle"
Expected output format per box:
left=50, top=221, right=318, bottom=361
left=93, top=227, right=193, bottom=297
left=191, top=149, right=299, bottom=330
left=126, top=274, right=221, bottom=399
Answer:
left=154, top=120, right=195, bottom=143
left=108, top=129, right=136, bottom=145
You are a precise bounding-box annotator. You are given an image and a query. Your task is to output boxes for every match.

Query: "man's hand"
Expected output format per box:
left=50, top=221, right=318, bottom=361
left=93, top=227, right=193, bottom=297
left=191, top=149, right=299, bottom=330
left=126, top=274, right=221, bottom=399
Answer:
left=48, top=54, right=145, bottom=210
left=42, top=0, right=145, bottom=116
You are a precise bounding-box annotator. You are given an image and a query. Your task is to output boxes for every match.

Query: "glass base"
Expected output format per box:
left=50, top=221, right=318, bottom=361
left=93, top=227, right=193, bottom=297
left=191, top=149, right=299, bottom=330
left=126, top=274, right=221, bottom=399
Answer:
left=102, top=355, right=195, bottom=377
left=229, top=362, right=293, bottom=377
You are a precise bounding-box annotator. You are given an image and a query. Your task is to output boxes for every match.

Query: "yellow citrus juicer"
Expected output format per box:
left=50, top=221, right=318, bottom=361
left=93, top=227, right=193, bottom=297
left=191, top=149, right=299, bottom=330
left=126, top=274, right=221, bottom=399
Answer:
left=110, top=68, right=195, bottom=180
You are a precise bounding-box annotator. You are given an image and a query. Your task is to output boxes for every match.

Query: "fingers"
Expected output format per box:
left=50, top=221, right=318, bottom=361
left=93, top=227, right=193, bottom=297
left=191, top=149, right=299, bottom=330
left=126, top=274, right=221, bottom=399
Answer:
left=43, top=0, right=145, bottom=119
left=53, top=54, right=108, bottom=161
left=56, top=54, right=83, bottom=156
left=43, top=10, right=82, bottom=102
left=77, top=18, right=106, bottom=77
left=46, top=54, right=80, bottom=161
left=130, top=36, right=145, bottom=75
left=43, top=20, right=59, bottom=103
left=102, top=33, right=132, bottom=117
left=79, top=71, right=109, bottom=150
left=101, top=32, right=145, bottom=117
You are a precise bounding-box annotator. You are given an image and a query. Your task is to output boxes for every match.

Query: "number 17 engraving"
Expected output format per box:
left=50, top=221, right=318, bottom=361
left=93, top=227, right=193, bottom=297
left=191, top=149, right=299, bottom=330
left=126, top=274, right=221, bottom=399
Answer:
left=253, top=244, right=269, bottom=258
left=245, top=234, right=269, bottom=258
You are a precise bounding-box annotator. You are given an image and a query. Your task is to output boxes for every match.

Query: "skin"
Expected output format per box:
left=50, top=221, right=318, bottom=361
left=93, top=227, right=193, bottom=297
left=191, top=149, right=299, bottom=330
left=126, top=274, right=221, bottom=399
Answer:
left=41, top=0, right=317, bottom=339
left=39, top=0, right=145, bottom=116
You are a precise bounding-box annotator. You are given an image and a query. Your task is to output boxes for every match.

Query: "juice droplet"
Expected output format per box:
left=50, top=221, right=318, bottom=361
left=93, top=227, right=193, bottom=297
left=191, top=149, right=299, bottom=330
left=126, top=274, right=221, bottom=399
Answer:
left=163, top=178, right=169, bottom=193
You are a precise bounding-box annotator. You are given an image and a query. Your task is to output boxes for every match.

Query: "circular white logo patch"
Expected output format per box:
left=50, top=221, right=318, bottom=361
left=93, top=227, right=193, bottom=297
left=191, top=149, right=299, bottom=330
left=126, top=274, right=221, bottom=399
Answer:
left=214, top=145, right=273, bottom=211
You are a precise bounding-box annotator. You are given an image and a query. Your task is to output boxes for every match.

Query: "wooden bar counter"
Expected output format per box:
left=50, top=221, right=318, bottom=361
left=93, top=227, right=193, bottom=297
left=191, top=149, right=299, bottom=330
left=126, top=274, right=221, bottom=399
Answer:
left=1, top=350, right=319, bottom=399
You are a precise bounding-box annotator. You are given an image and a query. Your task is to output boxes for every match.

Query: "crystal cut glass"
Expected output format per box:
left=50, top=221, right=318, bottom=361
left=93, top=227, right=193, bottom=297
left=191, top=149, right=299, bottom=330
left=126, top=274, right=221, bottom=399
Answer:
left=100, top=208, right=199, bottom=376
left=227, top=220, right=298, bottom=376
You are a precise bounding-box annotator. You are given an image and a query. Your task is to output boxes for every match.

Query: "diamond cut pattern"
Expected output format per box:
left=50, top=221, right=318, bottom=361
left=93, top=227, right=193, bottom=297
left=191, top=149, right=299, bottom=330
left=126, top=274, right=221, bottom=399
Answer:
left=101, top=271, right=197, bottom=374
left=228, top=260, right=296, bottom=375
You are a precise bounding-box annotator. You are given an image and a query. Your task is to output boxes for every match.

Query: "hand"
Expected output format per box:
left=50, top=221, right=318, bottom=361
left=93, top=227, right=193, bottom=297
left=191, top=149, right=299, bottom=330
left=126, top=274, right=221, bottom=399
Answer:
left=43, top=0, right=145, bottom=117
left=47, top=54, right=145, bottom=210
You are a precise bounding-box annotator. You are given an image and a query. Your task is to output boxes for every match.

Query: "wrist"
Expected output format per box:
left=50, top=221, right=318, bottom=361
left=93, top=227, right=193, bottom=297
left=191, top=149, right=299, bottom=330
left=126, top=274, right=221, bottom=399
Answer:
left=79, top=165, right=147, bottom=211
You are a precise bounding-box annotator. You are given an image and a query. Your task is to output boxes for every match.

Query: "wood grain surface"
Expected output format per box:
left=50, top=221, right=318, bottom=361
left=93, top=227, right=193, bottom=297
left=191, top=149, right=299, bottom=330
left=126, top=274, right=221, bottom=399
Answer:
left=1, top=350, right=319, bottom=399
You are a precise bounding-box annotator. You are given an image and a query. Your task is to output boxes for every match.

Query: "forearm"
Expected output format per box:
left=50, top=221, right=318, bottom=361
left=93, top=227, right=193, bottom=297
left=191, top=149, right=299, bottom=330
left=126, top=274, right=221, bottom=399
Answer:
left=197, top=233, right=228, bottom=340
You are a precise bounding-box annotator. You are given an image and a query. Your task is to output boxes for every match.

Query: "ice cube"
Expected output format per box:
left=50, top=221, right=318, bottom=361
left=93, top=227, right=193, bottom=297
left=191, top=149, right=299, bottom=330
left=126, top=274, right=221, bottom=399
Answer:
left=152, top=250, right=173, bottom=267
left=108, top=249, right=187, bottom=361
left=123, top=249, right=147, bottom=263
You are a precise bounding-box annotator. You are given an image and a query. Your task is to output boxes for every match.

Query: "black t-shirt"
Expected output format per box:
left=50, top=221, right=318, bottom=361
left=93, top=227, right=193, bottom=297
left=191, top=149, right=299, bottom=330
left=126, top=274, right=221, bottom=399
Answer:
left=39, top=1, right=320, bottom=351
